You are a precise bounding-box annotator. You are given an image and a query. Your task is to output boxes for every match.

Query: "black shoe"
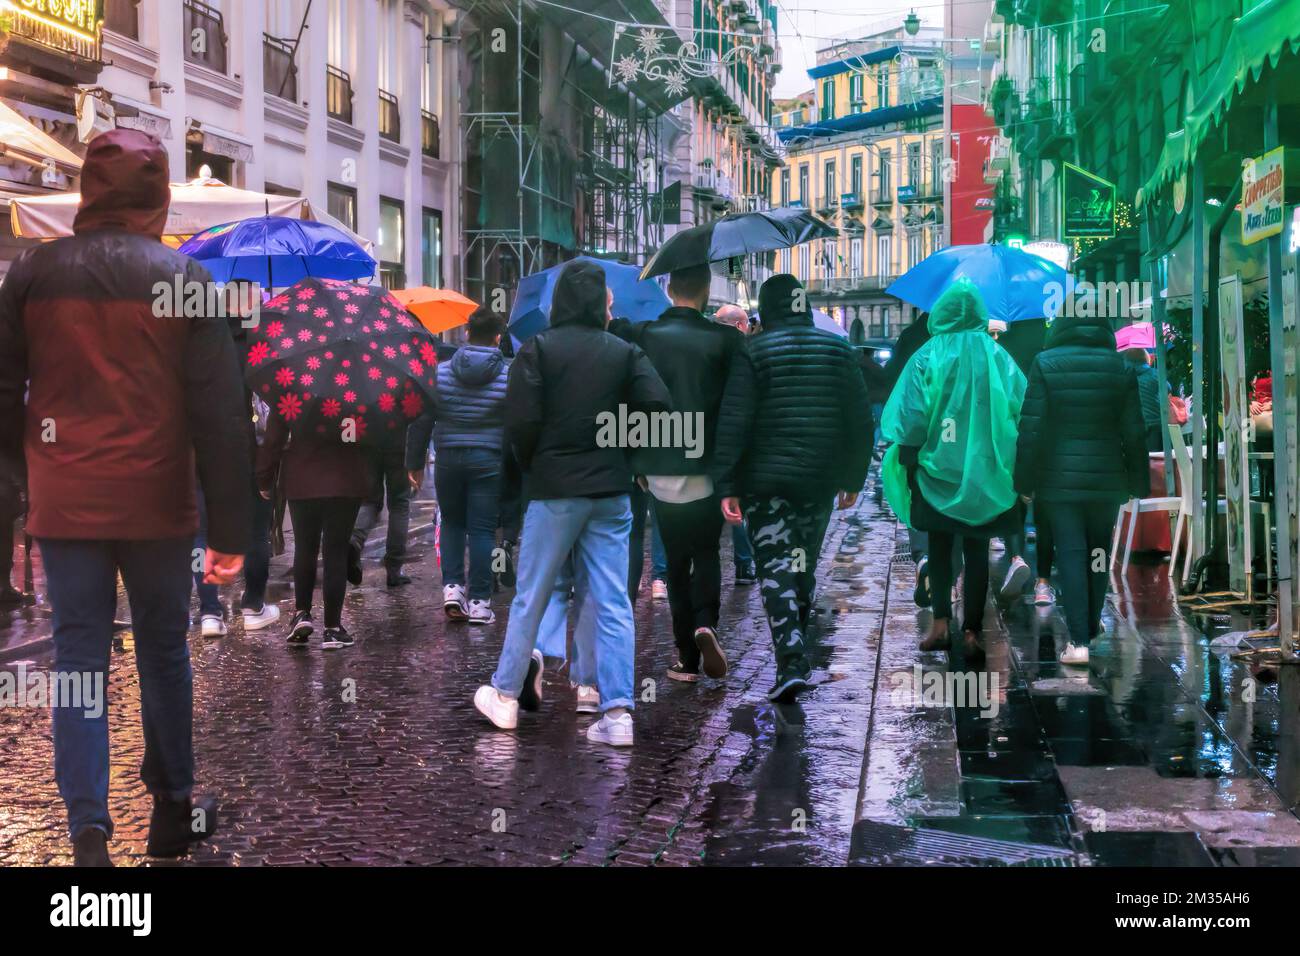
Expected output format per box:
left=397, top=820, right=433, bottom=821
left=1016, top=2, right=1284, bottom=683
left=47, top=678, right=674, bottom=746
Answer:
left=146, top=794, right=218, bottom=858
left=518, top=649, right=544, bottom=711
left=0, top=585, right=21, bottom=607
left=735, top=562, right=757, bottom=585
left=499, top=543, right=517, bottom=589
left=287, top=610, right=313, bottom=645
left=346, top=542, right=363, bottom=586
left=71, top=828, right=113, bottom=867
left=322, top=625, right=353, bottom=649
left=913, top=557, right=931, bottom=607
left=667, top=660, right=700, bottom=683
left=386, top=565, right=412, bottom=588
left=768, top=674, right=812, bottom=704
left=694, top=627, right=728, bottom=679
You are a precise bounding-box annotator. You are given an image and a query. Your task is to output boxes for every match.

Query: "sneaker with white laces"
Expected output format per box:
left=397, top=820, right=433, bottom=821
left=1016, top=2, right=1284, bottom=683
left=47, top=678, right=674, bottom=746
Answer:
left=651, top=579, right=668, bottom=601
left=575, top=685, right=600, bottom=713
left=585, top=711, right=633, bottom=747
left=200, top=614, right=226, bottom=638
left=1033, top=581, right=1055, bottom=606
left=443, top=584, right=468, bottom=620
left=473, top=685, right=519, bottom=730
left=999, top=556, right=1031, bottom=602
left=467, top=599, right=495, bottom=625
left=241, top=603, right=281, bottom=631
left=1059, top=642, right=1090, bottom=666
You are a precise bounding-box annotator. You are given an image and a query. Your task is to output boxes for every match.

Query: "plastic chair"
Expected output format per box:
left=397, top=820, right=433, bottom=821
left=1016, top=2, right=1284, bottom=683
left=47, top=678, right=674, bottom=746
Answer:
left=1111, top=427, right=1184, bottom=575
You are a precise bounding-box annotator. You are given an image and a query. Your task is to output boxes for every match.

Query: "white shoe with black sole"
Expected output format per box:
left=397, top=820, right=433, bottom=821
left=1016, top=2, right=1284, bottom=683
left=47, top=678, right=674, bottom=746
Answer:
left=767, top=675, right=811, bottom=704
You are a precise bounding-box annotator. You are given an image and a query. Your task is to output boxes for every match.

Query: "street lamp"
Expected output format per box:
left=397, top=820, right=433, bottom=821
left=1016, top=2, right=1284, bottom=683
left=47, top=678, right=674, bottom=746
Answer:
left=904, top=10, right=921, bottom=35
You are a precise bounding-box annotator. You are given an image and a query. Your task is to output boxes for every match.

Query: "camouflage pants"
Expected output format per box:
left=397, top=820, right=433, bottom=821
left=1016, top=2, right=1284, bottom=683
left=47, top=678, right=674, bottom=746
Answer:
left=741, top=495, right=833, bottom=681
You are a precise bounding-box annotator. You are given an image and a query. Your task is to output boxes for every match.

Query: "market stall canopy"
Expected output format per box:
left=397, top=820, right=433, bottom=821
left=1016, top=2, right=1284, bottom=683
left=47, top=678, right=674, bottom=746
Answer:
left=0, top=100, right=82, bottom=174
left=9, top=176, right=310, bottom=241
left=1138, top=0, right=1300, bottom=208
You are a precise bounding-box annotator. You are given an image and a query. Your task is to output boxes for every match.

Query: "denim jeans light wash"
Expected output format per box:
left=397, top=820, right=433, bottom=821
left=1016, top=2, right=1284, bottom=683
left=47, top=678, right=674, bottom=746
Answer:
left=39, top=536, right=195, bottom=840
left=536, top=553, right=598, bottom=688
left=434, top=445, right=503, bottom=600
left=731, top=521, right=754, bottom=567
left=492, top=496, right=634, bottom=711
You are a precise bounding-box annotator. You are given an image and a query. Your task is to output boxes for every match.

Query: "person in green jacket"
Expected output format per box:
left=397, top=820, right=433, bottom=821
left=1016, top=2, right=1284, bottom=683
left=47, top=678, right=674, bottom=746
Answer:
left=881, top=279, right=1027, bottom=659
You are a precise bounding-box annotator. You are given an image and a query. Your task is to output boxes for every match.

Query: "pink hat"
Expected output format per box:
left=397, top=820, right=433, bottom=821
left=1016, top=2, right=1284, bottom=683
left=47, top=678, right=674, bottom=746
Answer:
left=1114, top=321, right=1155, bottom=351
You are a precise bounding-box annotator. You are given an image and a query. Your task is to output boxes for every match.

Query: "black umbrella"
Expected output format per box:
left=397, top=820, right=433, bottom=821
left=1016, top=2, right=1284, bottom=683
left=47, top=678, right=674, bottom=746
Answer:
left=640, top=207, right=837, bottom=279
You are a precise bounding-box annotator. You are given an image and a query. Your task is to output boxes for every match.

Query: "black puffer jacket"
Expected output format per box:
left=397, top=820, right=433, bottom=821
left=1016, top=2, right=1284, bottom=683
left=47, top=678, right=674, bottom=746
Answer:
left=504, top=260, right=671, bottom=500
left=711, top=305, right=872, bottom=500
left=1014, top=313, right=1149, bottom=503
left=609, top=306, right=747, bottom=476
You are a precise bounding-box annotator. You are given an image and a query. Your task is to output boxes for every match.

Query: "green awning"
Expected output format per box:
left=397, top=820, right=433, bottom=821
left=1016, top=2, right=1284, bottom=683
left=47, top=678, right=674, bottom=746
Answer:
left=1137, top=0, right=1300, bottom=208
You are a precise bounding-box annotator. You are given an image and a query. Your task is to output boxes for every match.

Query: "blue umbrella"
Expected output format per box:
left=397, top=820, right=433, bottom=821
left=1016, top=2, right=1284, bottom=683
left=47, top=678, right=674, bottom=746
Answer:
left=886, top=243, right=1074, bottom=324
left=178, top=216, right=376, bottom=287
left=508, top=256, right=671, bottom=345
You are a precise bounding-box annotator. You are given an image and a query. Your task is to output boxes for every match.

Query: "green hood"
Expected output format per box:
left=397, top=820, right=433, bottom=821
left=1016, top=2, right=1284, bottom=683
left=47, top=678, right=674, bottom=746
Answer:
left=881, top=279, right=1027, bottom=527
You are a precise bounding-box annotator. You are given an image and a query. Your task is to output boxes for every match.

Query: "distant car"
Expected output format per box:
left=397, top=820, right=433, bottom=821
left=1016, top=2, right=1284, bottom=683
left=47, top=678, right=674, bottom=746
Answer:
left=854, top=337, right=895, bottom=366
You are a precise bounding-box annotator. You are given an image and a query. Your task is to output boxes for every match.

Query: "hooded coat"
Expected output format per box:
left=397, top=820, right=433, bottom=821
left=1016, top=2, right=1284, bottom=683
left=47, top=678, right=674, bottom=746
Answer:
left=1015, top=312, right=1149, bottom=503
left=881, top=280, right=1026, bottom=531
left=503, top=259, right=671, bottom=500
left=0, top=129, right=251, bottom=552
left=404, top=344, right=510, bottom=471
left=709, top=274, right=873, bottom=500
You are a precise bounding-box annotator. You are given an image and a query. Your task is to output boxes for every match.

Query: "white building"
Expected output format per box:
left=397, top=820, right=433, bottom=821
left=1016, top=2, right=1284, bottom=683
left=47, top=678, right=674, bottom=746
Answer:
left=2, top=0, right=461, bottom=290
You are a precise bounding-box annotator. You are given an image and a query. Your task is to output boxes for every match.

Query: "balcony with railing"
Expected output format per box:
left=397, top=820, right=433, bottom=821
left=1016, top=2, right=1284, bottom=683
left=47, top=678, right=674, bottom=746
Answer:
left=421, top=110, right=441, bottom=159
left=263, top=34, right=298, bottom=102
left=871, top=183, right=894, bottom=207
left=183, top=0, right=228, bottom=74
left=327, top=66, right=353, bottom=123
left=379, top=90, right=401, bottom=143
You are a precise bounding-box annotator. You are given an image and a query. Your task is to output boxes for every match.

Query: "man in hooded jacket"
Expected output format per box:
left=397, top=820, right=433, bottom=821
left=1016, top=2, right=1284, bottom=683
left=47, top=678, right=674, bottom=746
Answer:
left=0, top=129, right=251, bottom=865
left=473, top=260, right=670, bottom=747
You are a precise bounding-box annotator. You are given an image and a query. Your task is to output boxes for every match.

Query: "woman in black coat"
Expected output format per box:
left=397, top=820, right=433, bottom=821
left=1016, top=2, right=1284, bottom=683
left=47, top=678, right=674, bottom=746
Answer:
left=1014, top=309, right=1149, bottom=666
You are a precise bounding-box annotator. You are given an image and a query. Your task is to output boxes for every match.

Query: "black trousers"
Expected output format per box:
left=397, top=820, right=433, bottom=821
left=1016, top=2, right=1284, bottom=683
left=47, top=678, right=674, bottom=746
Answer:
left=1038, top=500, right=1115, bottom=645
left=652, top=494, right=724, bottom=669
left=352, top=443, right=411, bottom=566
left=290, top=497, right=362, bottom=628
left=929, top=531, right=990, bottom=635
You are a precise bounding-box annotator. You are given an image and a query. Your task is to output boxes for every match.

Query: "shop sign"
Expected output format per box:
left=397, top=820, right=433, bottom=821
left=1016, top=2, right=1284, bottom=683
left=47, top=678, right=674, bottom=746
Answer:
left=8, top=0, right=103, bottom=60
left=1061, top=162, right=1116, bottom=239
left=1242, top=146, right=1284, bottom=246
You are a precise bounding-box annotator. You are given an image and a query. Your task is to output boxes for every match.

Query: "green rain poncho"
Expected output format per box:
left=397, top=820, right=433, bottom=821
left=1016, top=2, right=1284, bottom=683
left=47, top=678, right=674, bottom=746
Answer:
left=881, top=279, right=1027, bottom=528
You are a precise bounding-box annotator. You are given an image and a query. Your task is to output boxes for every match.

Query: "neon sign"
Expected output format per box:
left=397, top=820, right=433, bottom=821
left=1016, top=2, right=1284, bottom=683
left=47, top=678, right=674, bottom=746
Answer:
left=3, top=0, right=103, bottom=61
left=13, top=0, right=101, bottom=38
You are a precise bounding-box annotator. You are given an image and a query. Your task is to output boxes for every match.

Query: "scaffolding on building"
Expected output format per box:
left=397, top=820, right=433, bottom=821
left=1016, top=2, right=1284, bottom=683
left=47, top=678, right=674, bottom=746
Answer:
left=457, top=0, right=681, bottom=304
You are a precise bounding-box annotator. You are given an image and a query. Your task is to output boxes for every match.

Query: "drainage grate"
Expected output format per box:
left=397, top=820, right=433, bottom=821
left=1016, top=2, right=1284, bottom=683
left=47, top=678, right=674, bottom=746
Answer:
left=848, top=820, right=1077, bottom=867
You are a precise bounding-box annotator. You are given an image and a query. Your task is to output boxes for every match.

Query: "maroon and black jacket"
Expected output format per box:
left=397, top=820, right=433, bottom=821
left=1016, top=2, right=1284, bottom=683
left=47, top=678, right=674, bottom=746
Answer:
left=0, top=129, right=251, bottom=553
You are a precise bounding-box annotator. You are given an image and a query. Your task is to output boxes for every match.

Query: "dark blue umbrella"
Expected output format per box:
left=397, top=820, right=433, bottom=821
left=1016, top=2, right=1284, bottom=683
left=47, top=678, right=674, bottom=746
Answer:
left=886, top=242, right=1074, bottom=324
left=178, top=216, right=376, bottom=287
left=508, top=256, right=670, bottom=346
left=639, top=207, right=836, bottom=279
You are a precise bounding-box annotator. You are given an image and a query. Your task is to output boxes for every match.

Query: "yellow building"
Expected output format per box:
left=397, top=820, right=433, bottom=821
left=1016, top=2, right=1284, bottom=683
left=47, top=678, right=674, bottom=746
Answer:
left=771, top=28, right=946, bottom=340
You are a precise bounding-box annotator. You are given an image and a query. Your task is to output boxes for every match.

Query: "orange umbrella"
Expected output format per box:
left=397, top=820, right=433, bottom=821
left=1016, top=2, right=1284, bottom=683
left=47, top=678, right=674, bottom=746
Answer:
left=391, top=287, right=479, bottom=335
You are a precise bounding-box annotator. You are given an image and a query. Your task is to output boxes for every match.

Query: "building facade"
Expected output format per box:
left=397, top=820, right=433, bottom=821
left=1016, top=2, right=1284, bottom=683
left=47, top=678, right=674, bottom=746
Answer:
left=770, top=25, right=945, bottom=341
left=0, top=0, right=460, bottom=291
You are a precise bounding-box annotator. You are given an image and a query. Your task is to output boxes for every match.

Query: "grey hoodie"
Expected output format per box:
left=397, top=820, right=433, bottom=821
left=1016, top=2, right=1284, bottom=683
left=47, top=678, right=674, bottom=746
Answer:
left=432, top=344, right=509, bottom=452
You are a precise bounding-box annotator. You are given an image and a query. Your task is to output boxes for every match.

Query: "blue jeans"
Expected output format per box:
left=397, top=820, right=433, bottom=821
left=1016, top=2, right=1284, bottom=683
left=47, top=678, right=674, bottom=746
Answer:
left=193, top=479, right=272, bottom=614
left=39, top=536, right=195, bottom=839
left=536, top=554, right=598, bottom=688
left=492, top=496, right=634, bottom=711
left=435, top=446, right=502, bottom=600
left=628, top=483, right=668, bottom=594
left=731, top=521, right=754, bottom=567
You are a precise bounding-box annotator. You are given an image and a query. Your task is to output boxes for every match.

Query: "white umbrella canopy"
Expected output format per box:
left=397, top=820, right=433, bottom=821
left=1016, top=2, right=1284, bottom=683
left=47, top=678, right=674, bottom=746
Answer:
left=8, top=175, right=311, bottom=244
left=811, top=309, right=849, bottom=338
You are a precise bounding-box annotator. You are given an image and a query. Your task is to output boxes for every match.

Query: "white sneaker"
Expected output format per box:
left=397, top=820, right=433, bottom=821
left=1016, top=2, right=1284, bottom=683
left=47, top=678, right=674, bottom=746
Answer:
left=651, top=579, right=668, bottom=601
left=586, top=711, right=633, bottom=747
left=575, top=685, right=600, bottom=713
left=999, top=557, right=1031, bottom=602
left=200, top=614, right=226, bottom=637
left=473, top=685, right=518, bottom=730
left=443, top=584, right=468, bottom=620
left=1059, top=642, right=1090, bottom=666
left=1033, top=581, right=1055, bottom=606
left=241, top=603, right=281, bottom=631
left=467, top=599, right=495, bottom=625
